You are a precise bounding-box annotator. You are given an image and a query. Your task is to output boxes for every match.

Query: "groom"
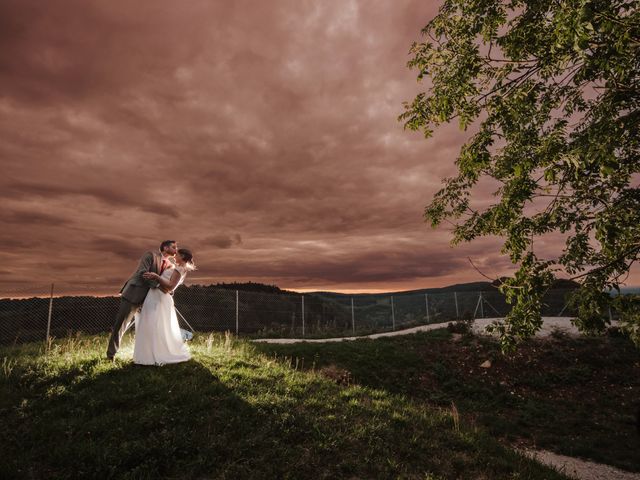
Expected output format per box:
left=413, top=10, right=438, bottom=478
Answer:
left=106, top=240, right=178, bottom=360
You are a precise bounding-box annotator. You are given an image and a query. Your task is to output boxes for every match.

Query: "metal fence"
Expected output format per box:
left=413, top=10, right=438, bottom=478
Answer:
left=0, top=283, right=587, bottom=347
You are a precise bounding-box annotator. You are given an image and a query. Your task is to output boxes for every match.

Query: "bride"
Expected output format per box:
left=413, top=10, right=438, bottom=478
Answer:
left=133, top=248, right=196, bottom=365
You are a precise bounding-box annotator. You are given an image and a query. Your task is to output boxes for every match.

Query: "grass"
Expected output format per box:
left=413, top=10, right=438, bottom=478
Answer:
left=0, top=332, right=569, bottom=479
left=255, top=327, right=640, bottom=473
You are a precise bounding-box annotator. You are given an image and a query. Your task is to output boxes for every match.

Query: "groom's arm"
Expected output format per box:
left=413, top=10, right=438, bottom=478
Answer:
left=143, top=269, right=181, bottom=292
left=159, top=270, right=181, bottom=291
left=135, top=252, right=158, bottom=287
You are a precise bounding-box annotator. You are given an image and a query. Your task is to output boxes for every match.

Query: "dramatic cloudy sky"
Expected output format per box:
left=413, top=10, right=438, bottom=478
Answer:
left=3, top=0, right=630, bottom=295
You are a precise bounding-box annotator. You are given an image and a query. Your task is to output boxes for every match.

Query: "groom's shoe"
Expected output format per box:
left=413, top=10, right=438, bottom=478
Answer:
left=106, top=355, right=115, bottom=363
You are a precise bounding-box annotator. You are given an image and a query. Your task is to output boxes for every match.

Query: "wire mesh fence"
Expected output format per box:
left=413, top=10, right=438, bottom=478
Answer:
left=0, top=282, right=594, bottom=348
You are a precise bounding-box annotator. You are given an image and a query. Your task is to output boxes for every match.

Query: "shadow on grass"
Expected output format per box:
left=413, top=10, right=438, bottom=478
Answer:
left=253, top=330, right=640, bottom=473
left=2, top=357, right=260, bottom=479
left=0, top=335, right=571, bottom=480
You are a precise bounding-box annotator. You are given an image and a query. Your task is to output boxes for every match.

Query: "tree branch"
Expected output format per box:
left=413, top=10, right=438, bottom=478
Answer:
left=467, top=257, right=497, bottom=282
left=569, top=245, right=640, bottom=281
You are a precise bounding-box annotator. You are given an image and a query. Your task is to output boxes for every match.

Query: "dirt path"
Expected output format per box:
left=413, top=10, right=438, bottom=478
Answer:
left=253, top=318, right=638, bottom=480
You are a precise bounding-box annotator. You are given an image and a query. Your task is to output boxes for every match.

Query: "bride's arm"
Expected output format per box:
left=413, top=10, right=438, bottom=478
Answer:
left=143, top=270, right=182, bottom=292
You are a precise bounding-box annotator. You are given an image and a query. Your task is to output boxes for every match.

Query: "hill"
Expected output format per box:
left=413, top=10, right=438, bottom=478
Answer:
left=308, top=281, right=495, bottom=299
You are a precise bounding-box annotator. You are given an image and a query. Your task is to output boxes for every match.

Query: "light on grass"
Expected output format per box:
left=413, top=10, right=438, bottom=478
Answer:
left=41, top=332, right=109, bottom=361
left=450, top=401, right=460, bottom=433
left=224, top=330, right=234, bottom=351
left=117, top=338, right=135, bottom=360
left=45, top=384, right=67, bottom=398
left=2, top=357, right=16, bottom=378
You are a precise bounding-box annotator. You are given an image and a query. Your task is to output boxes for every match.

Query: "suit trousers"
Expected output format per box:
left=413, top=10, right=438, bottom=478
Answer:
left=107, top=297, right=140, bottom=359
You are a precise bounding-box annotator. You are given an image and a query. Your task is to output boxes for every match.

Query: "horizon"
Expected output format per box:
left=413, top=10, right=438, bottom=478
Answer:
left=4, top=278, right=639, bottom=301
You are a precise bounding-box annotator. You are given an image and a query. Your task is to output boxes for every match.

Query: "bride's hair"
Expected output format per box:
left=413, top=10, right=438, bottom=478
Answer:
left=178, top=248, right=196, bottom=271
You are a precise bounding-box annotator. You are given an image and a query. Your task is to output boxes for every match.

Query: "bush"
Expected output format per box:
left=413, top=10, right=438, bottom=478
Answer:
left=447, top=320, right=473, bottom=335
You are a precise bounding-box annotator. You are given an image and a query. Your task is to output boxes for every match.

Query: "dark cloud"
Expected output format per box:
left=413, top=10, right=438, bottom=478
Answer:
left=202, top=234, right=242, bottom=249
left=244, top=249, right=468, bottom=284
left=1, top=0, right=622, bottom=294
left=2, top=182, right=179, bottom=217
left=0, top=0, right=213, bottom=104
left=0, top=210, right=69, bottom=226
left=89, top=236, right=152, bottom=260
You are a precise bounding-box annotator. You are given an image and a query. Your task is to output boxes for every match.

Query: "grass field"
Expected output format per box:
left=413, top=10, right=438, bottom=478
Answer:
left=255, top=327, right=640, bottom=473
left=0, top=331, right=573, bottom=479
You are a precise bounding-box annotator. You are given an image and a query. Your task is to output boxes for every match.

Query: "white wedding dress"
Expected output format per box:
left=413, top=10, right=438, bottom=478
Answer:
left=133, top=265, right=191, bottom=365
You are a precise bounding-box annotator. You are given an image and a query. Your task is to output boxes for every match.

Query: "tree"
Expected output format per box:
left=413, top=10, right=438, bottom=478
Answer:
left=400, top=0, right=640, bottom=351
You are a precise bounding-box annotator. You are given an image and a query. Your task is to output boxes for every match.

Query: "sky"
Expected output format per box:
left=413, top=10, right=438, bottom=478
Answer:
left=2, top=0, right=634, bottom=296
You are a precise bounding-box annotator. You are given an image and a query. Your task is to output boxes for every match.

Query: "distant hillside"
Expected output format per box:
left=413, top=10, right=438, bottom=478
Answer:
left=188, top=278, right=583, bottom=297
left=308, top=281, right=495, bottom=299
left=189, top=282, right=296, bottom=294
left=185, top=281, right=497, bottom=297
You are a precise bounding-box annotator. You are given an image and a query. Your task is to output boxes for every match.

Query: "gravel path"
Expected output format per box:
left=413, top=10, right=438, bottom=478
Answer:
left=252, top=317, right=580, bottom=344
left=253, top=317, right=639, bottom=480
left=522, top=449, right=640, bottom=480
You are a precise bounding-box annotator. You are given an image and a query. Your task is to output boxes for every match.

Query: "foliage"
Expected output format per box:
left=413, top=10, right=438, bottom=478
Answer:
left=400, top=0, right=640, bottom=350
left=447, top=319, right=474, bottom=334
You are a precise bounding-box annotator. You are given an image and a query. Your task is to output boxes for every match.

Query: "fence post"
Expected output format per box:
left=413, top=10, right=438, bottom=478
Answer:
left=454, top=292, right=459, bottom=320
left=301, top=295, right=305, bottom=337
left=235, top=290, right=239, bottom=335
left=479, top=292, right=484, bottom=318
left=391, top=295, right=396, bottom=330
left=46, top=283, right=54, bottom=349
left=425, top=293, right=430, bottom=323
left=351, top=297, right=355, bottom=334
left=608, top=305, right=613, bottom=323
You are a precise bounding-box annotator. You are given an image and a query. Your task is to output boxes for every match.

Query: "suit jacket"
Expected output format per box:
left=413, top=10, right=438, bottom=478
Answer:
left=119, top=251, right=164, bottom=305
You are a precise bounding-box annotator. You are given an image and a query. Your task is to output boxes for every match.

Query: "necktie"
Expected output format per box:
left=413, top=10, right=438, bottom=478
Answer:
left=160, top=259, right=168, bottom=274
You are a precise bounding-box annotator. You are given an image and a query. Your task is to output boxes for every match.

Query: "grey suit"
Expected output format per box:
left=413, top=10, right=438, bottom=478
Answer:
left=107, top=250, right=165, bottom=359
